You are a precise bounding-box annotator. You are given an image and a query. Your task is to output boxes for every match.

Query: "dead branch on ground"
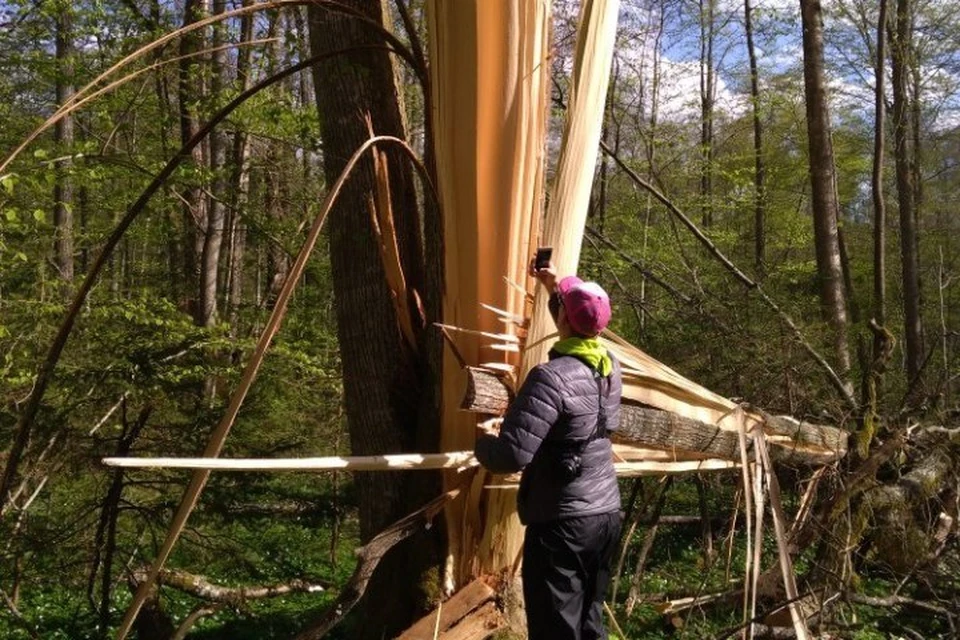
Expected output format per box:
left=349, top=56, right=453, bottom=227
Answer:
left=294, top=483, right=467, bottom=640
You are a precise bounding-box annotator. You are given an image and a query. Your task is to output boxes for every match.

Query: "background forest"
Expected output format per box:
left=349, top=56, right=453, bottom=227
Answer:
left=1, top=0, right=959, bottom=638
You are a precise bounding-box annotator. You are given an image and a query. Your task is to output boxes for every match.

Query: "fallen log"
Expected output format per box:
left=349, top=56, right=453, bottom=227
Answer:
left=460, top=367, right=847, bottom=465
left=436, top=600, right=505, bottom=640
left=398, top=579, right=500, bottom=640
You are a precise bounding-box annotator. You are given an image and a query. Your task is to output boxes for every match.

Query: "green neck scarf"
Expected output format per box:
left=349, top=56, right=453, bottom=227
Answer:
left=552, top=336, right=612, bottom=377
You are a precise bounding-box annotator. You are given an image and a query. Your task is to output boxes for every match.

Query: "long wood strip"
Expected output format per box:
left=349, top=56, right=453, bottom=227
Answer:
left=102, top=454, right=737, bottom=477
left=103, top=452, right=479, bottom=471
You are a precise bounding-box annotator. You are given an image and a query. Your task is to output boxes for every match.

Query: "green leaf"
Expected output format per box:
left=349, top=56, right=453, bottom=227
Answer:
left=4, top=209, right=17, bottom=222
left=0, top=174, right=15, bottom=195
left=33, top=209, right=45, bottom=222
left=33, top=148, right=48, bottom=160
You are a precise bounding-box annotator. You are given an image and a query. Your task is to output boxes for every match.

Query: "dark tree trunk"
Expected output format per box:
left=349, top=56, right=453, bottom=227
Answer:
left=307, top=2, right=439, bottom=637
left=799, top=0, right=852, bottom=387
left=892, top=0, right=923, bottom=380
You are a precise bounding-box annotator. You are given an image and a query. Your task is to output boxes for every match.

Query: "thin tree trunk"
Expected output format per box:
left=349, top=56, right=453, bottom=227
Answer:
left=625, top=477, right=671, bottom=616
left=872, top=0, right=888, bottom=329
left=54, top=0, right=75, bottom=299
left=227, top=0, right=255, bottom=337
left=263, top=10, right=289, bottom=305
left=640, top=4, right=664, bottom=334
left=593, top=60, right=618, bottom=233
left=90, top=404, right=153, bottom=636
left=891, top=0, right=923, bottom=380
left=910, top=18, right=924, bottom=354
left=799, top=0, right=852, bottom=387
left=179, top=0, right=207, bottom=314
left=744, top=0, right=766, bottom=276
left=699, top=0, right=716, bottom=228
left=197, top=0, right=228, bottom=327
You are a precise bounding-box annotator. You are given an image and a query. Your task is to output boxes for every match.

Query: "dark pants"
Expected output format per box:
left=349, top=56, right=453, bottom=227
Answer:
left=522, top=511, right=622, bottom=640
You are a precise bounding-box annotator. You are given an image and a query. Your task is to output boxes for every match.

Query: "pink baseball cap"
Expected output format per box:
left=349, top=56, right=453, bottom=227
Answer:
left=557, top=276, right=612, bottom=336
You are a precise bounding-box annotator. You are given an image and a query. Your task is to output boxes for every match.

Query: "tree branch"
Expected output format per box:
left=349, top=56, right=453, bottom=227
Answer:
left=599, top=140, right=858, bottom=412
left=130, top=568, right=331, bottom=606
left=294, top=484, right=466, bottom=640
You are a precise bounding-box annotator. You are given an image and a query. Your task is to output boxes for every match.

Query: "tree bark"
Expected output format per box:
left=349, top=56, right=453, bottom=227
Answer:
left=799, top=0, right=852, bottom=389
left=307, top=2, right=439, bottom=637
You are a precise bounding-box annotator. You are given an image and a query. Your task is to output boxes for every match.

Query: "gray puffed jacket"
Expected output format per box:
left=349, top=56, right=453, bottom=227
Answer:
left=474, top=350, right=622, bottom=524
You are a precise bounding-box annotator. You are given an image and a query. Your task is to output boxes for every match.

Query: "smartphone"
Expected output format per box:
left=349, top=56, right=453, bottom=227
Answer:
left=535, top=247, right=553, bottom=270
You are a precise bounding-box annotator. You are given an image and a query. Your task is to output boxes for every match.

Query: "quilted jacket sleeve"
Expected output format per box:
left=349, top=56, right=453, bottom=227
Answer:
left=474, top=365, right=563, bottom=474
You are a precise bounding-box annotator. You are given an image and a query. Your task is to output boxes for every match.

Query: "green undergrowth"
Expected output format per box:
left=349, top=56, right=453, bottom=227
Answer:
left=2, top=474, right=952, bottom=638
left=607, top=476, right=952, bottom=639
left=0, top=476, right=360, bottom=640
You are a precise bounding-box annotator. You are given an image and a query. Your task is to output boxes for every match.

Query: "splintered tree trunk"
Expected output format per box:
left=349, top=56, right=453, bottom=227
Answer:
left=307, top=2, right=439, bottom=637
left=799, top=0, right=852, bottom=388
left=892, top=0, right=923, bottom=381
left=428, top=6, right=619, bottom=628
left=427, top=0, right=552, bottom=594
